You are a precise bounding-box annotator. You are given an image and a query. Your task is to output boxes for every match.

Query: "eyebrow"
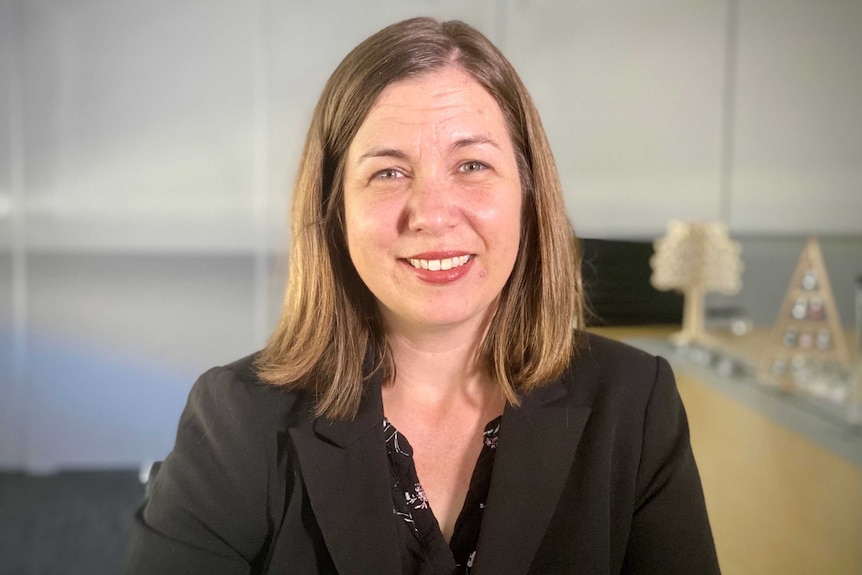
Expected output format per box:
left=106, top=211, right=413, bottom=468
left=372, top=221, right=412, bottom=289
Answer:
left=358, top=148, right=409, bottom=163
left=452, top=135, right=501, bottom=151
left=356, top=135, right=502, bottom=164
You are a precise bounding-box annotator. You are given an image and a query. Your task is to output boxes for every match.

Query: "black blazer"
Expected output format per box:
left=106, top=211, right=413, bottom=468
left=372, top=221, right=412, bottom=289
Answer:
left=123, top=334, right=720, bottom=574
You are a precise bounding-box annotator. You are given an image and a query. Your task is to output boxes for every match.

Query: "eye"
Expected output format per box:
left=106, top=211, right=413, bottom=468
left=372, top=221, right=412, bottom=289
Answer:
left=459, top=161, right=488, bottom=173
left=373, top=168, right=402, bottom=180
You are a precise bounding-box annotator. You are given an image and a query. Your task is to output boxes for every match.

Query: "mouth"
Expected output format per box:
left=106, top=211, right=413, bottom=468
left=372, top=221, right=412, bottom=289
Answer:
left=406, top=255, right=472, bottom=271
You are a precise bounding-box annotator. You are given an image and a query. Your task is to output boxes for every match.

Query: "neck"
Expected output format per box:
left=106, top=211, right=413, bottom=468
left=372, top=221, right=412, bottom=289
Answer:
left=381, top=314, right=501, bottom=411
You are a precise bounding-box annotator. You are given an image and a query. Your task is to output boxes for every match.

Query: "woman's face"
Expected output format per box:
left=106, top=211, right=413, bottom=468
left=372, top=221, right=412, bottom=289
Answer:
left=343, top=67, right=522, bottom=336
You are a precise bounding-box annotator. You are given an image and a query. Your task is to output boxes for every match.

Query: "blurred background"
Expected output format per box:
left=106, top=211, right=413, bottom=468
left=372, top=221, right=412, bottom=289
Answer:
left=0, top=1, right=860, bottom=574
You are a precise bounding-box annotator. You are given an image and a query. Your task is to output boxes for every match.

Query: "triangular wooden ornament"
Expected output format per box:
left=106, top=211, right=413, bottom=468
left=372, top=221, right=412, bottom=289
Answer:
left=757, top=238, right=850, bottom=390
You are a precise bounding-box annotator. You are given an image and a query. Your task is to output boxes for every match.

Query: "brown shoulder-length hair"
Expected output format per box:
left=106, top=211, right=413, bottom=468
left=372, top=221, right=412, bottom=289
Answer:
left=256, top=17, right=584, bottom=420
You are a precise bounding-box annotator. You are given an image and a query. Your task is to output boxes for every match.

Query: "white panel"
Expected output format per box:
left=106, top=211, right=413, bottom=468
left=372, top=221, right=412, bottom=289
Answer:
left=505, top=0, right=727, bottom=238
left=25, top=254, right=257, bottom=470
left=22, top=216, right=260, bottom=254
left=730, top=0, right=862, bottom=234
left=20, top=0, right=259, bottom=251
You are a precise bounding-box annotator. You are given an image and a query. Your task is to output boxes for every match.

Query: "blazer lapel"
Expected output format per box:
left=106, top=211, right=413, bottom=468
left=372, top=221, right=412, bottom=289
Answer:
left=472, top=374, right=591, bottom=575
left=289, top=373, right=401, bottom=575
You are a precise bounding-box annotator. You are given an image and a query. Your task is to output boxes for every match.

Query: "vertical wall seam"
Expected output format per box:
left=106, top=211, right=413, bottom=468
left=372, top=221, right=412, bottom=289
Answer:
left=720, top=0, right=739, bottom=226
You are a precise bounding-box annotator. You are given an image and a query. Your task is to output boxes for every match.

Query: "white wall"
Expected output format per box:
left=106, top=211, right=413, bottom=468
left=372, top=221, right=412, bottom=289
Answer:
left=1, top=0, right=860, bottom=470
left=731, top=0, right=862, bottom=235
left=506, top=0, right=728, bottom=238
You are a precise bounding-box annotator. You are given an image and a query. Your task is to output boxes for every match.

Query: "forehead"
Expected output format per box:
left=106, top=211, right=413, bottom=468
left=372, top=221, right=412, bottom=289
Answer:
left=352, top=67, right=511, bottom=144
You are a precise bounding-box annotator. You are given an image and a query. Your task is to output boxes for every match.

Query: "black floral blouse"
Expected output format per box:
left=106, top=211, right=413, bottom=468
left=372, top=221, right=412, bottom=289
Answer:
left=383, top=416, right=502, bottom=575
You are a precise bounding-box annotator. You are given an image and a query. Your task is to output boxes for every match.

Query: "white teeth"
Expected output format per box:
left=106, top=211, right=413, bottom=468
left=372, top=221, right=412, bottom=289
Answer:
left=408, top=255, right=471, bottom=271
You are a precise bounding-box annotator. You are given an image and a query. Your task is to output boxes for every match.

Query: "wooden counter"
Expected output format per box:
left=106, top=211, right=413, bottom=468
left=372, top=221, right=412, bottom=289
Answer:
left=590, top=326, right=862, bottom=575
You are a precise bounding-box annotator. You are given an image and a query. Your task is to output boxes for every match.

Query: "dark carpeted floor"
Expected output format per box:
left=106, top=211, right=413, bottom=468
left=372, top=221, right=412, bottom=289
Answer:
left=0, top=470, right=144, bottom=575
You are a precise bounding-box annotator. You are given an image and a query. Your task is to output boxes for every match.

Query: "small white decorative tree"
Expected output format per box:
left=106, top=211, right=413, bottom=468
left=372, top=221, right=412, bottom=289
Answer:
left=650, top=221, right=744, bottom=346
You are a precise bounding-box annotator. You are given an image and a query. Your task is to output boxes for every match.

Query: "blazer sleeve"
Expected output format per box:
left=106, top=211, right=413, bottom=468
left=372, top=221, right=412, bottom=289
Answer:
left=123, top=365, right=273, bottom=575
left=621, top=357, right=721, bottom=574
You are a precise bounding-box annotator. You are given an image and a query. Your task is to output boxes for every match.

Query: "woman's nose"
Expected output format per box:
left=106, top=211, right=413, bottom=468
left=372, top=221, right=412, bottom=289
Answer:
left=405, top=174, right=461, bottom=234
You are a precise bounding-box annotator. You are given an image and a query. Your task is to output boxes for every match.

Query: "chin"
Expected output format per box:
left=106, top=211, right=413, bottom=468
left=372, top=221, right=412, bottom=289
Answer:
left=393, top=306, right=494, bottom=334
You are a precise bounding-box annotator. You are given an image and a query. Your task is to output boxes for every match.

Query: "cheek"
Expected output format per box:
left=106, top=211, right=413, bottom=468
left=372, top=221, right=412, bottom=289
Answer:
left=345, top=204, right=371, bottom=242
left=343, top=198, right=356, bottom=251
left=498, top=196, right=524, bottom=271
left=344, top=195, right=393, bottom=262
left=343, top=195, right=367, bottom=262
left=352, top=189, right=405, bottom=230
left=478, top=191, right=522, bottom=249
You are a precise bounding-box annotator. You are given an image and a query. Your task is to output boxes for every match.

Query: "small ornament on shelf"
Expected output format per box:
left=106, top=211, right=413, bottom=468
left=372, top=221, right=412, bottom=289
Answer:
left=807, top=297, right=825, bottom=321
left=816, top=328, right=832, bottom=350
left=791, top=297, right=808, bottom=320
left=801, top=270, right=818, bottom=291
left=757, top=238, right=851, bottom=396
left=782, top=327, right=798, bottom=348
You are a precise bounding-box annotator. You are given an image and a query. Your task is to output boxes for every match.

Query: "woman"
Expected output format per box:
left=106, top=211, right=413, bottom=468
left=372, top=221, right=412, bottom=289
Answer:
left=124, top=17, right=720, bottom=575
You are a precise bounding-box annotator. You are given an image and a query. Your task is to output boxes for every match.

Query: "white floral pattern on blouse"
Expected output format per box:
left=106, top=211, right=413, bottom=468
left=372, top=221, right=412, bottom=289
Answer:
left=383, top=416, right=502, bottom=575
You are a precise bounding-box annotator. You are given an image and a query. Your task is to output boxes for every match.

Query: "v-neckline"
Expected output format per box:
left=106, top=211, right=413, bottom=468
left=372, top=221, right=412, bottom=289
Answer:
left=383, top=416, right=502, bottom=573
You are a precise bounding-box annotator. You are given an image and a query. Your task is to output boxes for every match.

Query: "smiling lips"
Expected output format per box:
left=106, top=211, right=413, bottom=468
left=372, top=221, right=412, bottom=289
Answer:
left=403, top=253, right=474, bottom=284
left=407, top=255, right=471, bottom=271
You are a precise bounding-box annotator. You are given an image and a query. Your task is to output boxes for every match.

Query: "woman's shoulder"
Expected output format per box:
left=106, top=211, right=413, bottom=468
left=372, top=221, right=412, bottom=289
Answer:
left=185, top=352, right=311, bottom=433
left=576, top=331, right=666, bottom=373
left=135, top=353, right=308, bottom=568
left=560, top=331, right=676, bottom=409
